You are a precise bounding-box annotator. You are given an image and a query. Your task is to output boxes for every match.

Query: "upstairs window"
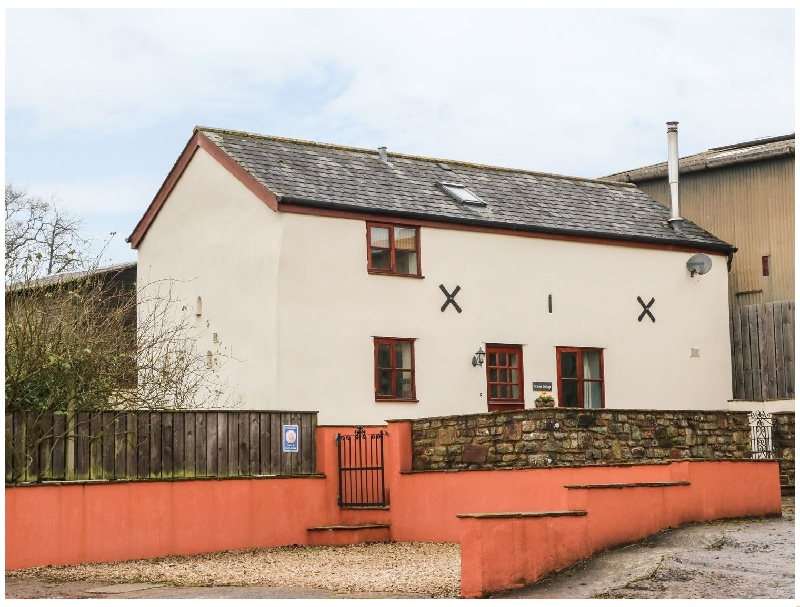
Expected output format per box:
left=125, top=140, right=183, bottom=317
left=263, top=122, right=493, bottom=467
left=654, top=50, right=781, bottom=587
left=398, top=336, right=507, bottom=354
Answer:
left=557, top=347, right=604, bottom=409
left=374, top=337, right=417, bottom=401
left=367, top=222, right=421, bottom=276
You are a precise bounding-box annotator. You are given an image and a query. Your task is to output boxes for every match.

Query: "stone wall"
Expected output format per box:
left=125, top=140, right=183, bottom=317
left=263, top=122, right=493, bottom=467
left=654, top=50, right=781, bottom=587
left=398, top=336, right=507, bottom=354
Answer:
left=773, top=413, right=794, bottom=488
left=411, top=409, right=795, bottom=487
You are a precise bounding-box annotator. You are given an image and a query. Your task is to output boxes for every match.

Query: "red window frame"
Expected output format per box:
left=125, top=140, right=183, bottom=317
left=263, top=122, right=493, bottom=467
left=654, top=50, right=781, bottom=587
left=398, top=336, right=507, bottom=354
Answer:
left=485, top=344, right=525, bottom=411
left=366, top=222, right=422, bottom=277
left=374, top=337, right=418, bottom=402
left=556, top=347, right=605, bottom=409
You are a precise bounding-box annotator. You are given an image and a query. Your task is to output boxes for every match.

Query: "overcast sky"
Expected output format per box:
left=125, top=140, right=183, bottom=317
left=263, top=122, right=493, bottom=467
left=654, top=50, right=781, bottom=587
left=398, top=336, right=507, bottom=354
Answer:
left=5, top=8, right=795, bottom=267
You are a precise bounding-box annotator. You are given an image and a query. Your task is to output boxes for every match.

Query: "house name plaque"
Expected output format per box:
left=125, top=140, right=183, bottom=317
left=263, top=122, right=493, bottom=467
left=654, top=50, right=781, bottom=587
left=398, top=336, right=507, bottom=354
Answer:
left=532, top=382, right=553, bottom=391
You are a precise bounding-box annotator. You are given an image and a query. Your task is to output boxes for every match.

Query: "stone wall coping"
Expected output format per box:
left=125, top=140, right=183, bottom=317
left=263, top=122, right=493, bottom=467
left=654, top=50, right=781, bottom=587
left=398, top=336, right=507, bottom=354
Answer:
left=317, top=424, right=388, bottom=428
left=406, top=408, right=768, bottom=425
left=563, top=481, right=691, bottom=490
left=456, top=510, right=588, bottom=519
left=403, top=410, right=794, bottom=427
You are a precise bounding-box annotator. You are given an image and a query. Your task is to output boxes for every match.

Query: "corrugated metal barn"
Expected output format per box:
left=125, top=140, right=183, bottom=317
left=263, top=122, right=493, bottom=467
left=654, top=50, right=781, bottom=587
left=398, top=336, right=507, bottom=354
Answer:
left=606, top=133, right=794, bottom=403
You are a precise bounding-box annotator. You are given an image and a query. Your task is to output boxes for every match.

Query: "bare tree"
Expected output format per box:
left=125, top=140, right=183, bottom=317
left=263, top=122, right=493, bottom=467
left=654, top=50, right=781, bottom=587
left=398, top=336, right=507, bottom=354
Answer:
left=5, top=184, right=236, bottom=482
left=5, top=271, right=236, bottom=483
left=5, top=183, right=94, bottom=283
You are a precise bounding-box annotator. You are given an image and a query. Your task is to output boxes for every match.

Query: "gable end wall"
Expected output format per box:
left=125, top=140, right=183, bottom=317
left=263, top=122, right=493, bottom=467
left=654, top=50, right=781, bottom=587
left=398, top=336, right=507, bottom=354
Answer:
left=136, top=147, right=282, bottom=410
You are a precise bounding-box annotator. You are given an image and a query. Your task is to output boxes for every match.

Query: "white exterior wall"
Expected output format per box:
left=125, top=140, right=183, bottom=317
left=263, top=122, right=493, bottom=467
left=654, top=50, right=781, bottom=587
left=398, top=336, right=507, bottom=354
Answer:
left=137, top=153, right=734, bottom=425
left=276, top=213, right=733, bottom=425
left=136, top=148, right=283, bottom=410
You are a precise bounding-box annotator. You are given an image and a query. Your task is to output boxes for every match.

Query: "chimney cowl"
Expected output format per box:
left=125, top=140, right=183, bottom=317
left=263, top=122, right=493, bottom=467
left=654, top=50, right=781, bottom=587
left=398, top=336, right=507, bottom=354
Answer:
left=378, top=146, right=388, bottom=163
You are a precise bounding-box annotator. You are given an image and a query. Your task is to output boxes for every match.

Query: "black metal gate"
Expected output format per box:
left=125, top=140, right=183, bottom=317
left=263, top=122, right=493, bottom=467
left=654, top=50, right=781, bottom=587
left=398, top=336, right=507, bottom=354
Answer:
left=336, top=427, right=385, bottom=507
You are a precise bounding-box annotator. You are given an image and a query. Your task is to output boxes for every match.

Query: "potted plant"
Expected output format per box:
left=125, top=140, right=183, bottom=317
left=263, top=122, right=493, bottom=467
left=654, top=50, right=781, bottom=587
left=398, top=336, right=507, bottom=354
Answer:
left=535, top=391, right=555, bottom=408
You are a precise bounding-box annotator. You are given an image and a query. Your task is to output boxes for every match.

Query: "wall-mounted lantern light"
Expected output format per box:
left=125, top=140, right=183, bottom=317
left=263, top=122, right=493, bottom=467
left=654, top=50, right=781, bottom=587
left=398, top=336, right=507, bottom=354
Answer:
left=472, top=347, right=485, bottom=367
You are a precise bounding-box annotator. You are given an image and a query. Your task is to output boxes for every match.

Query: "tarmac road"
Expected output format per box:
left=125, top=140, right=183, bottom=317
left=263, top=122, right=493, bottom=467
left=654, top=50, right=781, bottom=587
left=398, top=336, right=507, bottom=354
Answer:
left=5, top=497, right=794, bottom=600
left=3, top=580, right=431, bottom=600
left=492, top=496, right=795, bottom=600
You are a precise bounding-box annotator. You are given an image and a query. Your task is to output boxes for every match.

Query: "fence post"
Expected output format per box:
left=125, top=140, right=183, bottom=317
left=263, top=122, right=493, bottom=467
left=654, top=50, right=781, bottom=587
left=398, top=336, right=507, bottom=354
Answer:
left=65, top=378, right=76, bottom=480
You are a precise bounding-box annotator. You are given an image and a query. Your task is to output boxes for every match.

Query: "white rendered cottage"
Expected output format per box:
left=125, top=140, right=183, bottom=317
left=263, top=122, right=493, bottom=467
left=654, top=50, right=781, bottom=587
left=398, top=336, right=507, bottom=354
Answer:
left=128, top=127, right=736, bottom=425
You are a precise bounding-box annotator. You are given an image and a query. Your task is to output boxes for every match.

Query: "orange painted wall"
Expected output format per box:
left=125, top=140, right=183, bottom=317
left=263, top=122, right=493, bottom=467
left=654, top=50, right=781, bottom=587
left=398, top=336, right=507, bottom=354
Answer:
left=460, top=514, right=592, bottom=598
left=6, top=420, right=783, bottom=587
left=5, top=477, right=331, bottom=570
left=384, top=421, right=705, bottom=543
left=457, top=457, right=782, bottom=597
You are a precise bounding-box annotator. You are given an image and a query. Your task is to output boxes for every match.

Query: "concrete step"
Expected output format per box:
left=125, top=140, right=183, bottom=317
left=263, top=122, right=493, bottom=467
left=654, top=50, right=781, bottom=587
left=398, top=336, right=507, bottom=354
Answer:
left=306, top=524, right=390, bottom=546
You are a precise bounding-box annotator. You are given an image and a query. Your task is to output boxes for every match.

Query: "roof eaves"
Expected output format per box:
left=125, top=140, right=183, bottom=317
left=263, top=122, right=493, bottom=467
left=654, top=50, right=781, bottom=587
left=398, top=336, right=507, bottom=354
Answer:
left=276, top=194, right=736, bottom=254
left=127, top=131, right=204, bottom=247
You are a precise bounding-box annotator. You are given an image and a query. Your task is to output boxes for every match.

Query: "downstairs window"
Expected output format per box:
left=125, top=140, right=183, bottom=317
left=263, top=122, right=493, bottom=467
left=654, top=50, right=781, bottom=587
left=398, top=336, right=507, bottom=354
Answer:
left=556, top=347, right=604, bottom=408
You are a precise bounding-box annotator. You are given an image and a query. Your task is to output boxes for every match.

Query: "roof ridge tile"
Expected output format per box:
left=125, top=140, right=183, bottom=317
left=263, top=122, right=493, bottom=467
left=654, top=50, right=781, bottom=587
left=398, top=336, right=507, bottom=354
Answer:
left=197, top=126, right=636, bottom=189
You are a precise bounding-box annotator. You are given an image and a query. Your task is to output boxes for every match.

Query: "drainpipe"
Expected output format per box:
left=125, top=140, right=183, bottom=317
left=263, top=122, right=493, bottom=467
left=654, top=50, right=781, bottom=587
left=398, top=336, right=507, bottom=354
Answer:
left=667, top=121, right=684, bottom=234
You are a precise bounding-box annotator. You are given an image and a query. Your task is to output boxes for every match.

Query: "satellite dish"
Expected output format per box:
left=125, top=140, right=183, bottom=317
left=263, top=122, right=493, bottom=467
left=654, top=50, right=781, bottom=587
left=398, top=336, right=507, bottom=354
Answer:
left=687, top=253, right=712, bottom=277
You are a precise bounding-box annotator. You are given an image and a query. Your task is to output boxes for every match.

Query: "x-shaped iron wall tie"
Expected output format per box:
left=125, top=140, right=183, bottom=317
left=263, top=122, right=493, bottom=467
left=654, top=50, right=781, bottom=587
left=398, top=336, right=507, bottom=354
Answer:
left=440, top=284, right=462, bottom=313
left=637, top=296, right=656, bottom=322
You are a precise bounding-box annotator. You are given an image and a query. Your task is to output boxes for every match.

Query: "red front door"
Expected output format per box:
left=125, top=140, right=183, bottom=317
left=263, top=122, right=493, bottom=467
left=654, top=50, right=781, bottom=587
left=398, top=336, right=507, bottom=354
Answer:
left=485, top=344, right=525, bottom=411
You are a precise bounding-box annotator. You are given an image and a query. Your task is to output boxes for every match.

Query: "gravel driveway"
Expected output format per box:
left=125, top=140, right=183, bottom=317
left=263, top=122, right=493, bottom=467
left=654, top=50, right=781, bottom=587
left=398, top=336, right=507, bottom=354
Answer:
left=6, top=542, right=461, bottom=599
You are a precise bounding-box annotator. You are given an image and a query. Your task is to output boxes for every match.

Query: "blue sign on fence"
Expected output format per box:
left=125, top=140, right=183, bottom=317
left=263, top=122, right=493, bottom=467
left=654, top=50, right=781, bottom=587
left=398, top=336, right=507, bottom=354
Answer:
left=283, top=425, right=299, bottom=453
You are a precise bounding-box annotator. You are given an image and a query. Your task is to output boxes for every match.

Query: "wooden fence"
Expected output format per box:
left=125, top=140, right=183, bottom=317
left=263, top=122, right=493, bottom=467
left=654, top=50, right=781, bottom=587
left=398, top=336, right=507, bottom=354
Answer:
left=5, top=409, right=317, bottom=484
left=730, top=300, right=794, bottom=400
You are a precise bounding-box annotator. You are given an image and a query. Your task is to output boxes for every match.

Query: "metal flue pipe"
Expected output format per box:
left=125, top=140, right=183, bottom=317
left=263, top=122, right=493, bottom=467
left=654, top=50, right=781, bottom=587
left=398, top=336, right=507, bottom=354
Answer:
left=667, top=121, right=684, bottom=233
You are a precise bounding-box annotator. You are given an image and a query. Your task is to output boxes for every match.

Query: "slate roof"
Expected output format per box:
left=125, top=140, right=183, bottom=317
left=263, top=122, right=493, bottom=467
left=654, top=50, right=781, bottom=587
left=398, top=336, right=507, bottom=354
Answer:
left=604, top=134, right=794, bottom=183
left=194, top=127, right=734, bottom=252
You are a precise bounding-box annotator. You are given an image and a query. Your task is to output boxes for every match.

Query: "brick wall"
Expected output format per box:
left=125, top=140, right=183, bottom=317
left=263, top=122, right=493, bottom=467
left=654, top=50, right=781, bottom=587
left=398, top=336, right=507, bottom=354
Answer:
left=411, top=409, right=794, bottom=487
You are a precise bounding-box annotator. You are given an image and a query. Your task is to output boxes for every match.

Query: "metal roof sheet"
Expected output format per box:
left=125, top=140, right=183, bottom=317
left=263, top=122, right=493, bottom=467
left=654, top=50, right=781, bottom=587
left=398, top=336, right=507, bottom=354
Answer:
left=604, top=134, right=794, bottom=183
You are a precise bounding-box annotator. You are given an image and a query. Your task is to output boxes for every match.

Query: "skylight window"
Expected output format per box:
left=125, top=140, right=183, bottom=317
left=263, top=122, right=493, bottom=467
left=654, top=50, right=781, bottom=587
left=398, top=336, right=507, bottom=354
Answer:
left=437, top=182, right=487, bottom=206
